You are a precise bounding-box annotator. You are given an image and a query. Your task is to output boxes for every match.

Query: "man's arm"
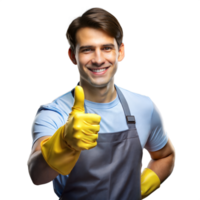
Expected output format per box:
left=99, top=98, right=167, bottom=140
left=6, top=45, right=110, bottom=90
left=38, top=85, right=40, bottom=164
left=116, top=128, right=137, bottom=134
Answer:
left=27, top=136, right=59, bottom=185
left=147, top=139, right=175, bottom=183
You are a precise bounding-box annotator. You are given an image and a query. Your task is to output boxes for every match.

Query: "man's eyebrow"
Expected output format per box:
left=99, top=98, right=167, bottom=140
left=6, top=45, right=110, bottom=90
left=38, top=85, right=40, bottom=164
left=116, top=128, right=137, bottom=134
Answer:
left=79, top=44, right=115, bottom=50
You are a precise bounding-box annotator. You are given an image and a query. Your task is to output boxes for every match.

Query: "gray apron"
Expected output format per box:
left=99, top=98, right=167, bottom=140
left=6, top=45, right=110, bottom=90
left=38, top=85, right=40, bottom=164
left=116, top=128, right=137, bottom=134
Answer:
left=60, top=85, right=143, bottom=200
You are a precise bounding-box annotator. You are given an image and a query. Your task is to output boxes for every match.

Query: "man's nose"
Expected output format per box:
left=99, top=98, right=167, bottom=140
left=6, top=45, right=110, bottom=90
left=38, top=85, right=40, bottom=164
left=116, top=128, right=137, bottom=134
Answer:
left=91, top=49, right=105, bottom=67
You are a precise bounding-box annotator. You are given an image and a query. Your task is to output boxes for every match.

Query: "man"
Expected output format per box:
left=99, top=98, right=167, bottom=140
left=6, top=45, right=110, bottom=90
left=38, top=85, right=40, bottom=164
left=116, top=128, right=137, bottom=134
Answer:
left=28, top=7, right=175, bottom=199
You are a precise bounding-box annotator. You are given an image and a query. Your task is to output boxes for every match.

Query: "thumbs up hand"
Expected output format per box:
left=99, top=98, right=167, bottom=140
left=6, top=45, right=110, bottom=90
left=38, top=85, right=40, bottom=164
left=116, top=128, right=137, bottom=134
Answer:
left=64, top=86, right=101, bottom=151
left=40, top=86, right=101, bottom=175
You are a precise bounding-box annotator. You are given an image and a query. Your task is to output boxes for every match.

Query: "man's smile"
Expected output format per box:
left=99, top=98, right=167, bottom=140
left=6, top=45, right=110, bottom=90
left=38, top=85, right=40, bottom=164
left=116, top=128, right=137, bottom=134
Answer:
left=87, top=67, right=110, bottom=75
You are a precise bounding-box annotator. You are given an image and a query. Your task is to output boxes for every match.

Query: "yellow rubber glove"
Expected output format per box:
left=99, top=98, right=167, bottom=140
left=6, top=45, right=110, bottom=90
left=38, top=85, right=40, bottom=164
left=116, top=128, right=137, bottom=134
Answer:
left=41, top=86, right=101, bottom=175
left=141, top=168, right=161, bottom=199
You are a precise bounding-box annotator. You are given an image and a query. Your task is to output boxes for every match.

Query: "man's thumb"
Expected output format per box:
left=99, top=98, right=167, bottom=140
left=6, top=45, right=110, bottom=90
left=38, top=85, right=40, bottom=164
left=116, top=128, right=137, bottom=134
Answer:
left=71, top=86, right=85, bottom=114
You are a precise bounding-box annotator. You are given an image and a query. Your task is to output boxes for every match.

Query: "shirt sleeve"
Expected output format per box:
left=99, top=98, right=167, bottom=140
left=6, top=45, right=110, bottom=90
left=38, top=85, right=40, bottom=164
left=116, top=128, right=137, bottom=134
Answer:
left=32, top=104, right=67, bottom=146
left=145, top=102, right=168, bottom=152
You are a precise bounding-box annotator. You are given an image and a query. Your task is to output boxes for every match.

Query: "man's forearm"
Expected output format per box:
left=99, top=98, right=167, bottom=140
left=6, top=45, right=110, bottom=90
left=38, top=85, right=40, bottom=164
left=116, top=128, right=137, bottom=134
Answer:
left=28, top=150, right=59, bottom=185
left=147, top=152, right=175, bottom=183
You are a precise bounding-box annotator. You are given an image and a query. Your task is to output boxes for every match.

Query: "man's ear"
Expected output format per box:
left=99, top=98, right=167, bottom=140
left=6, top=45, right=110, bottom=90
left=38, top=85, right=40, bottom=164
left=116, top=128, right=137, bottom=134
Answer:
left=68, top=48, right=77, bottom=64
left=118, top=43, right=125, bottom=62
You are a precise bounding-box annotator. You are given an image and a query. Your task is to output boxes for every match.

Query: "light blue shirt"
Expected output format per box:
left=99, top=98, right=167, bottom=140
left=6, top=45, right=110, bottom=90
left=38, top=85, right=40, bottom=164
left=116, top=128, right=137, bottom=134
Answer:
left=32, top=86, right=168, bottom=197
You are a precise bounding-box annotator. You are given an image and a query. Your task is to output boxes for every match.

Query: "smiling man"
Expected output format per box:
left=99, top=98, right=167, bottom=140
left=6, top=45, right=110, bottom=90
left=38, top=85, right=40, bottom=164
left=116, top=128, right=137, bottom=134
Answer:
left=28, top=8, right=175, bottom=200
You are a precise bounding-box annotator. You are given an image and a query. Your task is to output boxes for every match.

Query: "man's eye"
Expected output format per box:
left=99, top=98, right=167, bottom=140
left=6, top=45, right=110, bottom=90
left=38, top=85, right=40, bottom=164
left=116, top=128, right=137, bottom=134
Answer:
left=83, top=49, right=90, bottom=51
left=103, top=47, right=112, bottom=50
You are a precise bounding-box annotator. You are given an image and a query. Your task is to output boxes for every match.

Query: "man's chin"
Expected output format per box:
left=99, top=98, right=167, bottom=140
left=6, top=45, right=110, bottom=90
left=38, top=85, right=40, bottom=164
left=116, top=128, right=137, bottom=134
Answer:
left=88, top=79, right=113, bottom=88
left=80, top=76, right=114, bottom=88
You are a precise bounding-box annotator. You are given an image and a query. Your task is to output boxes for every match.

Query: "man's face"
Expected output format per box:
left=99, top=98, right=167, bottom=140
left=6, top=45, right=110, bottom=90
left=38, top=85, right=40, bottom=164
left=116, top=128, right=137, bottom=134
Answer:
left=69, top=27, right=124, bottom=88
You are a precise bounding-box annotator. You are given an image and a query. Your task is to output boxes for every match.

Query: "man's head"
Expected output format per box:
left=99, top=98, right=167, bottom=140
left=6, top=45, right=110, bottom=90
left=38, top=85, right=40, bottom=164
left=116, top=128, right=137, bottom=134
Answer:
left=66, top=8, right=124, bottom=88
left=66, top=8, right=123, bottom=54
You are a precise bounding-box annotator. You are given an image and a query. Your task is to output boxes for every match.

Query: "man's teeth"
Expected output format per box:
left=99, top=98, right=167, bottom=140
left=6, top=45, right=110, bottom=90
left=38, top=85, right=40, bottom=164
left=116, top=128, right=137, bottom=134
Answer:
left=91, top=68, right=107, bottom=72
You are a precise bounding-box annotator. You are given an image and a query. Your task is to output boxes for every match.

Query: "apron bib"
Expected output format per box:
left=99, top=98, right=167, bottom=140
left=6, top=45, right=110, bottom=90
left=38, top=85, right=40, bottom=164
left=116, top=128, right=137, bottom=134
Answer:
left=60, top=85, right=143, bottom=200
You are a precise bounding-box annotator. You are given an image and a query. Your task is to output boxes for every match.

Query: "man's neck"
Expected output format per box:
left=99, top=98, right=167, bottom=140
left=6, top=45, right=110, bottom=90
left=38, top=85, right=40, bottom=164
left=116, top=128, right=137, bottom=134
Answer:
left=79, top=81, right=117, bottom=103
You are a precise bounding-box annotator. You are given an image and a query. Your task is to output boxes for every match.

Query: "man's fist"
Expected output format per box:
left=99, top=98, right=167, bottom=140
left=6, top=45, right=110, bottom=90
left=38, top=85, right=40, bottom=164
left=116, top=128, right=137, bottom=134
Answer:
left=64, top=86, right=101, bottom=151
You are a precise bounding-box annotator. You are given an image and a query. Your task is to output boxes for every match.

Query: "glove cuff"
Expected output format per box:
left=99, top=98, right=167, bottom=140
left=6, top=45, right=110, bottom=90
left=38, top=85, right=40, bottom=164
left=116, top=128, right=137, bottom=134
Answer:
left=41, top=125, right=81, bottom=175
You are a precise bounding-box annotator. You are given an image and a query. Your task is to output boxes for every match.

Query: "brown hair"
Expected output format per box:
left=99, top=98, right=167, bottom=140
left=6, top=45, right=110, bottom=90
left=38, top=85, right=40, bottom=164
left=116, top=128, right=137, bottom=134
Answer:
left=66, top=8, right=123, bottom=53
